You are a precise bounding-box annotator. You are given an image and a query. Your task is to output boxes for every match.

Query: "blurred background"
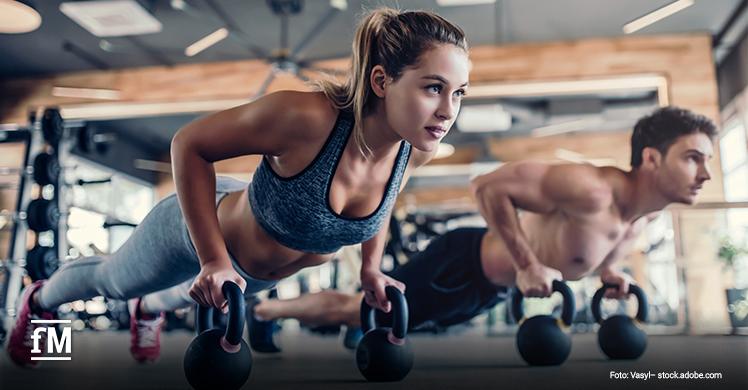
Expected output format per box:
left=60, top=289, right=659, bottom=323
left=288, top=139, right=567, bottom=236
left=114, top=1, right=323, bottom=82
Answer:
left=1, top=0, right=747, bottom=340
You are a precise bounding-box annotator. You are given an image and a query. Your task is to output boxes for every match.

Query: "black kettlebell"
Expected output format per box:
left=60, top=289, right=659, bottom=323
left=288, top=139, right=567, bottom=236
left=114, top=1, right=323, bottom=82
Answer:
left=356, top=286, right=413, bottom=382
left=184, top=282, right=251, bottom=390
left=592, top=283, right=648, bottom=360
left=512, top=279, right=576, bottom=366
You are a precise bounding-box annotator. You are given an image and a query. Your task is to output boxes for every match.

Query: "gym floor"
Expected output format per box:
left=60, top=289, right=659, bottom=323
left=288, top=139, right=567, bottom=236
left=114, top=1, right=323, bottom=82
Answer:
left=1, top=327, right=746, bottom=390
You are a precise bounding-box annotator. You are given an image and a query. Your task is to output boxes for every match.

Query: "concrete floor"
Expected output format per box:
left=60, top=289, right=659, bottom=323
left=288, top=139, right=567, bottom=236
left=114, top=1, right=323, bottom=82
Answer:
left=1, top=327, right=747, bottom=390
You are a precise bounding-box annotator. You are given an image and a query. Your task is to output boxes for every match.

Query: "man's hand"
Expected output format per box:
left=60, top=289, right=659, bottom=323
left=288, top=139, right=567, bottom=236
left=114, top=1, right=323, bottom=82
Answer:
left=600, top=268, right=635, bottom=299
left=515, top=263, right=563, bottom=297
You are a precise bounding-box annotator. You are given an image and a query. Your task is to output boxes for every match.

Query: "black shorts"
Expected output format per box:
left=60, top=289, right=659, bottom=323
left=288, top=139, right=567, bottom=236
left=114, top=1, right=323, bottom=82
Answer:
left=377, top=227, right=509, bottom=330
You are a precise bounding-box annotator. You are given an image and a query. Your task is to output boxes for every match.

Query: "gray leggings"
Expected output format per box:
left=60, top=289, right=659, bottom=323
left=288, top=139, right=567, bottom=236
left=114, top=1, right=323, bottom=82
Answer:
left=38, top=177, right=276, bottom=313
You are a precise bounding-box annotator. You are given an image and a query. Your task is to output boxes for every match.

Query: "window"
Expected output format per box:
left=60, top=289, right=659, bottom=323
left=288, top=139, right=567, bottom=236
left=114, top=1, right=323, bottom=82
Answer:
left=721, top=122, right=748, bottom=202
left=720, top=122, right=748, bottom=242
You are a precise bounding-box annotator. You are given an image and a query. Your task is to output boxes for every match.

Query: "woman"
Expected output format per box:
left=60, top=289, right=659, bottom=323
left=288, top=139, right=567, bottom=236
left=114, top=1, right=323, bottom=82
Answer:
left=7, top=7, right=470, bottom=366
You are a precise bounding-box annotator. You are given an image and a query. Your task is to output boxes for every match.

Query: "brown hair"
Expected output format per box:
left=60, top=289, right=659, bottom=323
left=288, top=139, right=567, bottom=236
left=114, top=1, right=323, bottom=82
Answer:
left=630, top=106, right=717, bottom=168
left=315, top=7, right=468, bottom=157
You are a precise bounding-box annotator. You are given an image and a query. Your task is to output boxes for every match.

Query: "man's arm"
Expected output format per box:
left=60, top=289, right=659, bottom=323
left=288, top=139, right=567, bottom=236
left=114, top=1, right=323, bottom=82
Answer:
left=471, top=161, right=613, bottom=271
left=596, top=213, right=658, bottom=298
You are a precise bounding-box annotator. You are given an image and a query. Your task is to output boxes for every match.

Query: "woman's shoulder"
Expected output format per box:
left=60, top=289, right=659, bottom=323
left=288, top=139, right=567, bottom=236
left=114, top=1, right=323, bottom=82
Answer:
left=259, top=90, right=339, bottom=142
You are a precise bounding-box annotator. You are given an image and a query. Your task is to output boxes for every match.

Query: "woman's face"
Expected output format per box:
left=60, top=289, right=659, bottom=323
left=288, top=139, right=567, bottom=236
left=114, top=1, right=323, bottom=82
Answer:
left=379, top=43, right=470, bottom=152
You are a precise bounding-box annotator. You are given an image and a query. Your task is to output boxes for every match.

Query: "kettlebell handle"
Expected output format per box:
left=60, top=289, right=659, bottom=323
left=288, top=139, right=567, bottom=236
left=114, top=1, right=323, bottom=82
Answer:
left=511, top=280, right=575, bottom=326
left=196, top=281, right=246, bottom=346
left=591, top=283, right=648, bottom=324
left=360, top=285, right=408, bottom=339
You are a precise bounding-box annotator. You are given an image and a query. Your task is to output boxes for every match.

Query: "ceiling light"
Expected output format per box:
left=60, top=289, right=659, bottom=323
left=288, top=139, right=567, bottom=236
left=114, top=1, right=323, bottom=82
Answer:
left=531, top=118, right=595, bottom=137
left=60, top=0, right=162, bottom=37
left=457, top=104, right=512, bottom=133
left=554, top=148, right=616, bottom=167
left=436, top=0, right=496, bottom=6
left=185, top=27, right=229, bottom=57
left=468, top=75, right=667, bottom=98
left=52, top=87, right=121, bottom=100
left=412, top=162, right=502, bottom=178
left=554, top=148, right=586, bottom=162
left=60, top=98, right=250, bottom=120
left=170, top=0, right=186, bottom=10
left=623, top=0, right=694, bottom=34
left=467, top=74, right=670, bottom=106
left=0, top=1, right=42, bottom=34
left=134, top=159, right=172, bottom=173
left=330, top=0, right=347, bottom=10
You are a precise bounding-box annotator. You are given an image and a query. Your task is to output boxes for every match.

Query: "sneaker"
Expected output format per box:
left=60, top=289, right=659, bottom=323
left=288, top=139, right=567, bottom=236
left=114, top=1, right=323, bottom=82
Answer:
left=6, top=280, right=56, bottom=368
left=343, top=326, right=364, bottom=350
left=128, top=298, right=164, bottom=363
left=247, top=297, right=282, bottom=353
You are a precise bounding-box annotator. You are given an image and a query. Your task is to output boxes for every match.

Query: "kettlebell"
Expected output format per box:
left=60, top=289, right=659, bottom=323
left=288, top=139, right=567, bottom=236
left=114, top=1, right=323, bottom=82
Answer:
left=592, top=283, right=648, bottom=360
left=511, top=279, right=576, bottom=366
left=184, top=282, right=251, bottom=390
left=356, top=286, right=413, bottom=382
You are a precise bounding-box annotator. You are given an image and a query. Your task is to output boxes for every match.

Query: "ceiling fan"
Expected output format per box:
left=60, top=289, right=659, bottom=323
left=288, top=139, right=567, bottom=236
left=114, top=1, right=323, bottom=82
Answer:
left=173, top=0, right=349, bottom=98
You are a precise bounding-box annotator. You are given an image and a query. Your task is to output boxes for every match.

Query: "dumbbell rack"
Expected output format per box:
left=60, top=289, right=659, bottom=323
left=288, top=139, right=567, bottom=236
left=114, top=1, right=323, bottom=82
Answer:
left=0, top=127, right=32, bottom=338
left=1, top=107, right=76, bottom=334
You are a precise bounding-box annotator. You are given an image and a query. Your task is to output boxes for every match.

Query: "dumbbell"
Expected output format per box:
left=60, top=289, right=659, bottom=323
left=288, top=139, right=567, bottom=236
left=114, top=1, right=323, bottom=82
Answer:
left=0, top=152, right=65, bottom=188
left=0, top=198, right=60, bottom=232
left=511, top=280, right=576, bottom=366
left=40, top=108, right=64, bottom=145
left=26, top=198, right=60, bottom=232
left=26, top=245, right=59, bottom=281
left=2, top=200, right=135, bottom=233
left=34, top=107, right=87, bottom=145
left=32, top=152, right=61, bottom=186
left=0, top=151, right=61, bottom=187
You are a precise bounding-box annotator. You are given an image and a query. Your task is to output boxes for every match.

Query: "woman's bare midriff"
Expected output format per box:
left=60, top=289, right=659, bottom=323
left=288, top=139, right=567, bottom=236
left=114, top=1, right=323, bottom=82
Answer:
left=216, top=189, right=333, bottom=281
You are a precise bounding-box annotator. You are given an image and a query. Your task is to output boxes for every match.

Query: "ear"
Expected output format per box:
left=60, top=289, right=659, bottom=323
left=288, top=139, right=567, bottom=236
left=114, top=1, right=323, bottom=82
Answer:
left=370, top=65, right=388, bottom=98
left=641, top=147, right=662, bottom=169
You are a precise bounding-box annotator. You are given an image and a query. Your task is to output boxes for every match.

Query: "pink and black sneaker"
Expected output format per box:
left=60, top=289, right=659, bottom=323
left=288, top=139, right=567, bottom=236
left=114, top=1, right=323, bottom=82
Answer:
left=6, top=280, right=56, bottom=368
left=128, top=298, right=164, bottom=363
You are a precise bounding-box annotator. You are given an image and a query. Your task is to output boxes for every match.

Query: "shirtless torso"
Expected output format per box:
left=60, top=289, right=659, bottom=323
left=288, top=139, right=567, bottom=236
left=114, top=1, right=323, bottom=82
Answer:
left=479, top=197, right=649, bottom=287
left=473, top=164, right=654, bottom=291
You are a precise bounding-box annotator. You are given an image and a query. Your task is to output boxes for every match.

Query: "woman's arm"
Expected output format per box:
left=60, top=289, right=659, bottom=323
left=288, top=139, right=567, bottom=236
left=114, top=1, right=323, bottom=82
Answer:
left=359, top=147, right=435, bottom=311
left=171, top=91, right=334, bottom=308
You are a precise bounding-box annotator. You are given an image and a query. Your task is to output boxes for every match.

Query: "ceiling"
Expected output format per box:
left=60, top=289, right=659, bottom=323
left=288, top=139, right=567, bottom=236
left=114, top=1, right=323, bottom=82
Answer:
left=1, top=0, right=745, bottom=79
left=85, top=112, right=196, bottom=152
left=3, top=0, right=747, bottom=176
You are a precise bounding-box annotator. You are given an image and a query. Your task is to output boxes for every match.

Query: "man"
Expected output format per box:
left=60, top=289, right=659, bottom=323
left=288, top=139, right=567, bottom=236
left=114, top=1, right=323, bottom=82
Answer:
left=251, top=106, right=716, bottom=338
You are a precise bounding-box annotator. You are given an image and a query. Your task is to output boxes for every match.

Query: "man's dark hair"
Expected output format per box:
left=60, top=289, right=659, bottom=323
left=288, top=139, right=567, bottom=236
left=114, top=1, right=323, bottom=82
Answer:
left=630, top=106, right=717, bottom=168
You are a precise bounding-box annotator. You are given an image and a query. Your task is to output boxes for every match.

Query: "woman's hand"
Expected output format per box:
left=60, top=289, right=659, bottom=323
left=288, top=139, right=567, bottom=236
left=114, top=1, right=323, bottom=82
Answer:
left=361, top=269, right=406, bottom=313
left=189, top=261, right=247, bottom=312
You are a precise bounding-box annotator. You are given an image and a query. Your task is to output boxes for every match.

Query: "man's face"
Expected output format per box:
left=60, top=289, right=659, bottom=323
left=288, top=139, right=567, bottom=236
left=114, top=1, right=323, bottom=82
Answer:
left=654, top=132, right=714, bottom=205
